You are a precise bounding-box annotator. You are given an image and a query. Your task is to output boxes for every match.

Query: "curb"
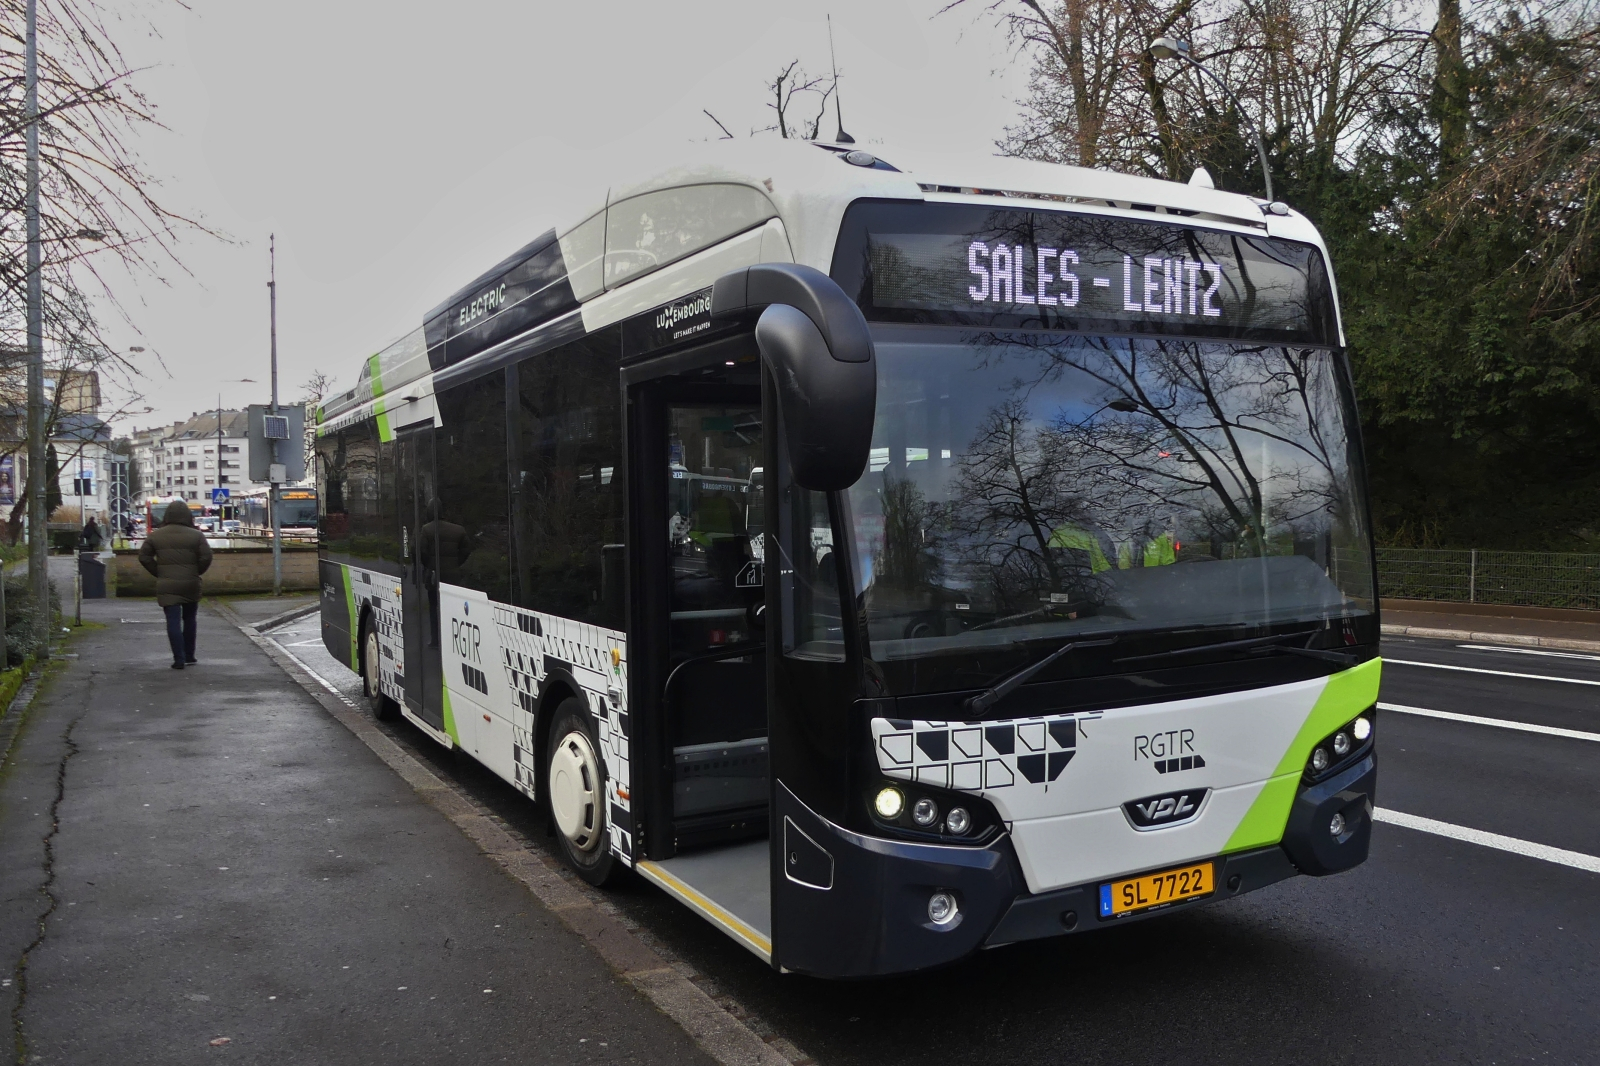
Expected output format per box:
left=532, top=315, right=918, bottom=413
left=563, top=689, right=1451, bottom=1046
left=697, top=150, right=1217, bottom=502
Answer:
left=214, top=601, right=811, bottom=1066
left=211, top=597, right=320, bottom=633
left=1381, top=623, right=1600, bottom=655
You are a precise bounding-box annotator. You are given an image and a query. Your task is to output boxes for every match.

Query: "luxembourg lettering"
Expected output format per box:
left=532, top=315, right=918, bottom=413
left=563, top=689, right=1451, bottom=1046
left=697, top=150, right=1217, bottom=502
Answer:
left=655, top=291, right=713, bottom=335
left=966, top=241, right=1223, bottom=318
left=457, top=283, right=508, bottom=328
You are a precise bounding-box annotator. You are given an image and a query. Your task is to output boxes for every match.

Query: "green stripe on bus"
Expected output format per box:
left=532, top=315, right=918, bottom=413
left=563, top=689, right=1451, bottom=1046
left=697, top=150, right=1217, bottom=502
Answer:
left=1223, top=657, right=1383, bottom=852
left=367, top=352, right=384, bottom=397
left=441, top=683, right=460, bottom=745
left=374, top=398, right=393, bottom=442
left=342, top=564, right=358, bottom=669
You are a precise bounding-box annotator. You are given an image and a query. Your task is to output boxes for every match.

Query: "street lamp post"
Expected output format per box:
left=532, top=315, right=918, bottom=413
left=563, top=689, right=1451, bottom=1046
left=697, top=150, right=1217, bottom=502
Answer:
left=1148, top=37, right=1275, bottom=203
left=267, top=236, right=281, bottom=597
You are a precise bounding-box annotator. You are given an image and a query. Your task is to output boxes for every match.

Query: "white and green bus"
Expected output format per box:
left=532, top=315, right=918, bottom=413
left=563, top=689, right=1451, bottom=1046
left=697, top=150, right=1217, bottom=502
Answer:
left=315, top=140, right=1380, bottom=978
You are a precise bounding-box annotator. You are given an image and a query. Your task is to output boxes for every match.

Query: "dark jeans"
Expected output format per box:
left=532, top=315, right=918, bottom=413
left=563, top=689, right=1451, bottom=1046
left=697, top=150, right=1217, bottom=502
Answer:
left=163, top=602, right=198, bottom=665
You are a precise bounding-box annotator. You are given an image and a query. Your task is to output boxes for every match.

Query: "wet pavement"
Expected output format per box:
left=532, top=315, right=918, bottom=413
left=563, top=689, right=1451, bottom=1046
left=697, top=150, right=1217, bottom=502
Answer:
left=0, top=597, right=714, bottom=1065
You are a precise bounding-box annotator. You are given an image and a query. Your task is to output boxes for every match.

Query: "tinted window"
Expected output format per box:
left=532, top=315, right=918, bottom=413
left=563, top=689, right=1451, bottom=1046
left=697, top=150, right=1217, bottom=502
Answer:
left=316, top=422, right=397, bottom=566
left=604, top=184, right=775, bottom=289
left=510, top=327, right=624, bottom=627
left=435, top=374, right=512, bottom=603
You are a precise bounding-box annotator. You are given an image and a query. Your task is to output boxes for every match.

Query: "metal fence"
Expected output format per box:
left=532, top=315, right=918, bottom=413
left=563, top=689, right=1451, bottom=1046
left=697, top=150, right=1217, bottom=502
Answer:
left=1377, top=548, right=1600, bottom=610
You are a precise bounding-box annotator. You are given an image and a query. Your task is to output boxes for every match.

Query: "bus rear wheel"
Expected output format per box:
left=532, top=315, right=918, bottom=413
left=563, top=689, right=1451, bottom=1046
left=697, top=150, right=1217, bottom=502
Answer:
left=362, top=625, right=400, bottom=721
left=547, top=698, right=619, bottom=886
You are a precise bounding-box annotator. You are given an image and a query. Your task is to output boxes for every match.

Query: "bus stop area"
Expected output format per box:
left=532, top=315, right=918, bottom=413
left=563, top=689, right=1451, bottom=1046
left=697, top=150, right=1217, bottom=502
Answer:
left=0, top=595, right=729, bottom=1066
left=2, top=591, right=1596, bottom=1065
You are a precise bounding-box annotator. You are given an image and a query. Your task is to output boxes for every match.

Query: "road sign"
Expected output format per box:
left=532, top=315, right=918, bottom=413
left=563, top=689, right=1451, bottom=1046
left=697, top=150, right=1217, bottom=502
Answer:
left=211, top=487, right=230, bottom=504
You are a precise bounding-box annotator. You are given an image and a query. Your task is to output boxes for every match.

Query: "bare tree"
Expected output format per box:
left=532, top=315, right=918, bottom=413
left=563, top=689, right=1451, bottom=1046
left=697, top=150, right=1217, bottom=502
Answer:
left=761, top=60, right=835, bottom=139
left=704, top=58, right=839, bottom=141
left=1425, top=3, right=1600, bottom=316
left=956, top=0, right=1431, bottom=189
left=0, top=0, right=210, bottom=538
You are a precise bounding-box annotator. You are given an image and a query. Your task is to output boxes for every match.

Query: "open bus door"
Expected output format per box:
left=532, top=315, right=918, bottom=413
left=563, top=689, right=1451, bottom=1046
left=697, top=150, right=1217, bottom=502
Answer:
left=623, top=265, right=878, bottom=971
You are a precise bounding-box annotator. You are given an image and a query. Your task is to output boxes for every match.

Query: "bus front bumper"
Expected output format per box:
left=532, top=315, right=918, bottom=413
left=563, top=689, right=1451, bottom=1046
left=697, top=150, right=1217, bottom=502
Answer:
left=987, top=753, right=1376, bottom=947
left=771, top=756, right=1375, bottom=976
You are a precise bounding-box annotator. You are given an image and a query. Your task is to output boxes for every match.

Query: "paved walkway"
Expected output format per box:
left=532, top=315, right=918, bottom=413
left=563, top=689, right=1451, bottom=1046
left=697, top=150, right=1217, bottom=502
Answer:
left=0, top=597, right=713, bottom=1065
left=1383, top=603, right=1600, bottom=652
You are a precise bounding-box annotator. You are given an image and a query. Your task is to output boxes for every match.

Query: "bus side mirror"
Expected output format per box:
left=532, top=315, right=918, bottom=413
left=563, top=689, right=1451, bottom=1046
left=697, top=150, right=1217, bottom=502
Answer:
left=716, top=263, right=876, bottom=492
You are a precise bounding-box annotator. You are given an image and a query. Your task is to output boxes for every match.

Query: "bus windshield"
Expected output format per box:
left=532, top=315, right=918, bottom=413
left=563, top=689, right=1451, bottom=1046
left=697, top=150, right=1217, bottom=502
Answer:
left=843, top=328, right=1375, bottom=667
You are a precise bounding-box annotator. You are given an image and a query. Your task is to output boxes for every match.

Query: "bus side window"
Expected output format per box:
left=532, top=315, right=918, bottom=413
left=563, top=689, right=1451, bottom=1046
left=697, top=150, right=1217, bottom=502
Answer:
left=509, top=327, right=625, bottom=628
left=435, top=374, right=512, bottom=604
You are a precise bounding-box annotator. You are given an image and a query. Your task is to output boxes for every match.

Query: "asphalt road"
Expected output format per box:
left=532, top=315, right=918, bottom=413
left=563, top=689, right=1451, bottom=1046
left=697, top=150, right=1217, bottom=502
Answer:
left=270, top=617, right=1599, bottom=1065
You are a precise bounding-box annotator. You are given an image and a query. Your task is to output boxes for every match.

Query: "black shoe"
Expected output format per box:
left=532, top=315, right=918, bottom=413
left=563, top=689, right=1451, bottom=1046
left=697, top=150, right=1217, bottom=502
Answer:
left=185, top=658, right=198, bottom=664
left=171, top=662, right=185, bottom=670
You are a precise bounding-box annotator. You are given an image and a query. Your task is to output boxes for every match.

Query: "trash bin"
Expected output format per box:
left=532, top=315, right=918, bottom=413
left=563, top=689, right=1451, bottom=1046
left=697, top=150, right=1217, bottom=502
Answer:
left=78, top=550, right=106, bottom=599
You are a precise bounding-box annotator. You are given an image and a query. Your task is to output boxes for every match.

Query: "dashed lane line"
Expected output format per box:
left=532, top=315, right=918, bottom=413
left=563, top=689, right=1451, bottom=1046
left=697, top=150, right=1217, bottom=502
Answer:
left=1375, top=809, right=1600, bottom=875
left=1378, top=702, right=1600, bottom=743
left=1384, top=658, right=1600, bottom=686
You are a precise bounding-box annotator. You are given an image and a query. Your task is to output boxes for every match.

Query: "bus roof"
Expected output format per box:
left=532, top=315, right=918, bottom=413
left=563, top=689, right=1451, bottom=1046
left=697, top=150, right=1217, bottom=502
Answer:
left=319, top=140, right=1337, bottom=430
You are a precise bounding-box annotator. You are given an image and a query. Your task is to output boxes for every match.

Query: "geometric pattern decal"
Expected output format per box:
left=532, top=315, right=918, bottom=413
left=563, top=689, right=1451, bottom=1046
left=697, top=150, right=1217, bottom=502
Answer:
left=491, top=603, right=632, bottom=866
left=347, top=565, right=405, bottom=704
left=872, top=708, right=1102, bottom=796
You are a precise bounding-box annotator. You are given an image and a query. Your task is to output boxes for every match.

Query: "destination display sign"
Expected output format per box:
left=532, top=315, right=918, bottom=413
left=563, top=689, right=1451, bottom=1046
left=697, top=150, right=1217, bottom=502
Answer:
left=833, top=202, right=1337, bottom=344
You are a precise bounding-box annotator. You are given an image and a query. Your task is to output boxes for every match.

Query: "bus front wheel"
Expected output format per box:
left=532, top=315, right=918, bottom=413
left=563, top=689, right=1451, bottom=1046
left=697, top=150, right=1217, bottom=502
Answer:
left=362, top=625, right=400, bottom=721
left=547, top=698, right=620, bottom=887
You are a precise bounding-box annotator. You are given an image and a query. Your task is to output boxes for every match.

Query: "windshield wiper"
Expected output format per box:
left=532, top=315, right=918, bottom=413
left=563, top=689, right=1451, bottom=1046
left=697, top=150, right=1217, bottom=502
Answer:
left=1264, top=643, right=1364, bottom=666
left=964, top=636, right=1118, bottom=716
left=1112, top=628, right=1359, bottom=667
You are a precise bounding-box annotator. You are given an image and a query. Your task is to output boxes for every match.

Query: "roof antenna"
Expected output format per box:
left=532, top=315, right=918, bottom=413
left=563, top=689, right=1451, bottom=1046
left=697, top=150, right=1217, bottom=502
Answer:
left=828, top=15, right=854, bottom=144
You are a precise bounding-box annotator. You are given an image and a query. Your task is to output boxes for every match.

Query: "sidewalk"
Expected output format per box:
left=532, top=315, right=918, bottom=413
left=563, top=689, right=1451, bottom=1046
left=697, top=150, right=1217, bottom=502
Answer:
left=0, top=596, right=715, bottom=1065
left=1382, top=601, right=1600, bottom=652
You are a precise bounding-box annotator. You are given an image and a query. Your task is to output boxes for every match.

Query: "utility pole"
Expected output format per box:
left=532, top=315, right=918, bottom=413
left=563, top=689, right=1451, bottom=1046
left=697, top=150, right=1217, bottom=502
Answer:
left=26, top=0, right=50, bottom=658
left=268, top=236, right=282, bottom=596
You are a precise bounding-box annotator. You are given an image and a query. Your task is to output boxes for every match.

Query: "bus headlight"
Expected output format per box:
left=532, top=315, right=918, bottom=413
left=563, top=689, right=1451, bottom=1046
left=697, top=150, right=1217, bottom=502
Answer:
left=911, top=798, right=939, bottom=826
left=874, top=787, right=904, bottom=820
left=1304, top=709, right=1377, bottom=783
left=945, top=807, right=972, bottom=835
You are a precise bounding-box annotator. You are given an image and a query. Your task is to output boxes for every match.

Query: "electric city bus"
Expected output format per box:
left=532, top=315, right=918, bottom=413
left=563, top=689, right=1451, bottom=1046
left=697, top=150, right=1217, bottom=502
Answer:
left=315, top=141, right=1380, bottom=978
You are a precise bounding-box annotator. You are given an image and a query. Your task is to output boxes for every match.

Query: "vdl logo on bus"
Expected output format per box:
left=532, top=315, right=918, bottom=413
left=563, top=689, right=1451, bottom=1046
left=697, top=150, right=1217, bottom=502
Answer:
left=1123, top=788, right=1210, bottom=830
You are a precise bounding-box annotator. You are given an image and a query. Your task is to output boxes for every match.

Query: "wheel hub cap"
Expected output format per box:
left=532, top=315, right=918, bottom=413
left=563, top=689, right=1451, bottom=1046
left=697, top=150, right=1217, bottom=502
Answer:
left=550, top=730, right=602, bottom=852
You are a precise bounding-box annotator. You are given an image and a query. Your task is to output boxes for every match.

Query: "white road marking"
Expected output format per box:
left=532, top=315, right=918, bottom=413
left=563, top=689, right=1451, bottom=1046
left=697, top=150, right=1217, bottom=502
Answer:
left=273, top=642, right=358, bottom=708
left=1375, top=808, right=1600, bottom=875
left=1385, top=658, right=1600, bottom=686
left=1456, top=644, right=1600, bottom=663
left=283, top=639, right=323, bottom=647
left=1378, top=702, right=1600, bottom=743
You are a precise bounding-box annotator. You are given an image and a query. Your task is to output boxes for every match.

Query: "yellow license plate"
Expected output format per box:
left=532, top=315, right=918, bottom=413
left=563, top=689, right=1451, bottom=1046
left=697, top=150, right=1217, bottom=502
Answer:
left=1101, top=862, right=1214, bottom=917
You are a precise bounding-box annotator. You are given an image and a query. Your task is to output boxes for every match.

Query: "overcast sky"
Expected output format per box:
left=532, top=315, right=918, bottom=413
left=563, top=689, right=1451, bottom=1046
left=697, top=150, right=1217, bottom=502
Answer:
left=100, top=0, right=1023, bottom=434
